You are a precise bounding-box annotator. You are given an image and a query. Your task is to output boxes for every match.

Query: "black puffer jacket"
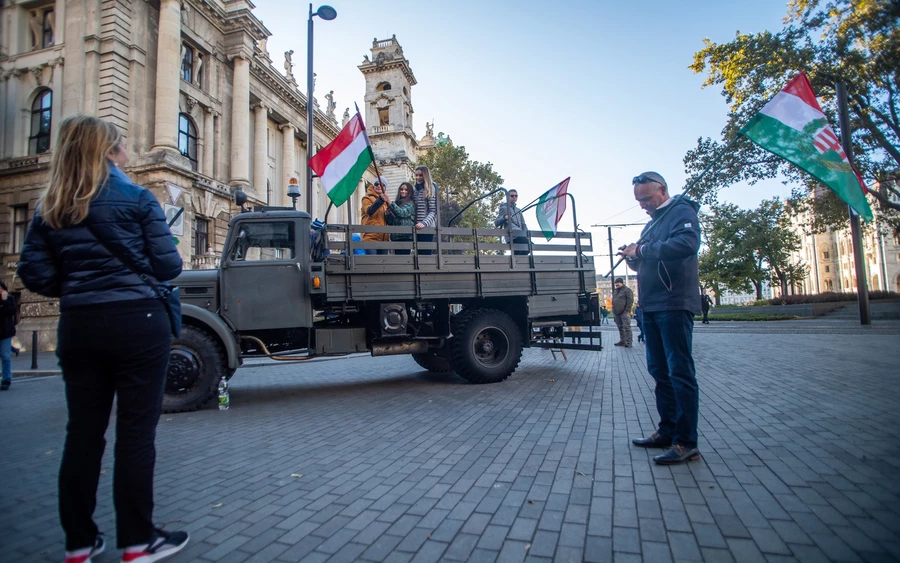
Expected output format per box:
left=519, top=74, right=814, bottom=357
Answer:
left=0, top=294, right=16, bottom=339
left=17, top=166, right=183, bottom=310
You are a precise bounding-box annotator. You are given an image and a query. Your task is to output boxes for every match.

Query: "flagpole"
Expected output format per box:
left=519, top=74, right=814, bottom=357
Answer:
left=836, top=81, right=871, bottom=325
left=602, top=134, right=743, bottom=278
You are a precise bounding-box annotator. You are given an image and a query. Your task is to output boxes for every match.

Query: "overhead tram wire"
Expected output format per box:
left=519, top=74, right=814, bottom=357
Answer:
left=590, top=221, right=647, bottom=297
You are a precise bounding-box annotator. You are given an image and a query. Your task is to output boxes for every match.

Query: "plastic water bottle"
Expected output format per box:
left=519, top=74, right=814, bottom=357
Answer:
left=218, top=376, right=229, bottom=411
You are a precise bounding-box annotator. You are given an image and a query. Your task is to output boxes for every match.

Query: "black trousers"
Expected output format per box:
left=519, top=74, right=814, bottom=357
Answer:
left=57, top=299, right=171, bottom=550
left=416, top=232, right=434, bottom=255
left=512, top=236, right=529, bottom=256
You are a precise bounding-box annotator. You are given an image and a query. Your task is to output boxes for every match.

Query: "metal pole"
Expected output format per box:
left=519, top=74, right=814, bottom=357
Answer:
left=607, top=227, right=615, bottom=298
left=31, top=331, right=38, bottom=369
left=305, top=3, right=315, bottom=216
left=836, top=81, right=871, bottom=325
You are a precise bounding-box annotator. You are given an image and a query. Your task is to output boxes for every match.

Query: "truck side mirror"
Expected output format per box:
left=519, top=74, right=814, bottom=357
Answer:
left=234, top=189, right=248, bottom=211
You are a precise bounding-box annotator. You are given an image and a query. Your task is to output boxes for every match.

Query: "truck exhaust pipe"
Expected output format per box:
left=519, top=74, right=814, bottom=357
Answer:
left=371, top=340, right=428, bottom=356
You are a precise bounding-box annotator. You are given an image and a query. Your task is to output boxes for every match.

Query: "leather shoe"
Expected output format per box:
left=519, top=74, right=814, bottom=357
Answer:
left=614, top=341, right=625, bottom=346
left=632, top=432, right=671, bottom=448
left=654, top=445, right=701, bottom=465
left=1, top=379, right=9, bottom=391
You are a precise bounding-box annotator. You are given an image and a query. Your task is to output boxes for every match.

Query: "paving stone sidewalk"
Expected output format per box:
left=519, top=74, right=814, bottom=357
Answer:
left=1, top=322, right=898, bottom=562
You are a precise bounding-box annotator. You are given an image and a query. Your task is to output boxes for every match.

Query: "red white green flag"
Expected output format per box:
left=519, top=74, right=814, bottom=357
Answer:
left=308, top=111, right=374, bottom=207
left=535, top=177, right=570, bottom=240
left=739, top=73, right=873, bottom=222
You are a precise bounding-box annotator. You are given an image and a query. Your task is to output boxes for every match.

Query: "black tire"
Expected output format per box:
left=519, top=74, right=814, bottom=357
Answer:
left=412, top=352, right=453, bottom=373
left=450, top=309, right=523, bottom=384
left=163, top=325, right=225, bottom=413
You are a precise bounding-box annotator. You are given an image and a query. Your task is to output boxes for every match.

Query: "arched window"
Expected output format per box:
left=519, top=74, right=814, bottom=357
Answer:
left=178, top=113, right=198, bottom=170
left=376, top=82, right=391, bottom=92
left=29, top=89, right=52, bottom=154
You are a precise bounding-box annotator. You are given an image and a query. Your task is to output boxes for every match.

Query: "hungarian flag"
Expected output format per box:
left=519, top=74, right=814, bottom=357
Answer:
left=308, top=110, right=374, bottom=207
left=739, top=73, right=873, bottom=222
left=535, top=177, right=570, bottom=240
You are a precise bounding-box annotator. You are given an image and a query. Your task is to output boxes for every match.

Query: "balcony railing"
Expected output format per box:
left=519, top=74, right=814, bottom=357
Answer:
left=191, top=255, right=220, bottom=269
left=370, top=125, right=392, bottom=134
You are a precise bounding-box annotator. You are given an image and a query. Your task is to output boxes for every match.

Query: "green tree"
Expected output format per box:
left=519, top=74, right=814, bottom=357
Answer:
left=701, top=199, right=805, bottom=299
left=417, top=135, right=505, bottom=230
left=684, top=0, right=900, bottom=236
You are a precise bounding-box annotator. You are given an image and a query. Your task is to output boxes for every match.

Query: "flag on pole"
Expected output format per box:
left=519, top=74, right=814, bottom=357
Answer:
left=308, top=110, right=374, bottom=207
left=534, top=177, right=570, bottom=240
left=738, top=73, right=873, bottom=222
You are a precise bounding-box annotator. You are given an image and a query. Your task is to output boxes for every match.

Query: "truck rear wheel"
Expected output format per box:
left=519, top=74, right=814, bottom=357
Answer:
left=163, top=325, right=224, bottom=413
left=412, top=352, right=453, bottom=373
left=450, top=309, right=522, bottom=384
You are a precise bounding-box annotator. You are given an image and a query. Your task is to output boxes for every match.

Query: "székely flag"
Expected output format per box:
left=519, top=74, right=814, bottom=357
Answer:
left=535, top=177, right=570, bottom=240
left=308, top=110, right=374, bottom=207
left=739, top=73, right=873, bottom=222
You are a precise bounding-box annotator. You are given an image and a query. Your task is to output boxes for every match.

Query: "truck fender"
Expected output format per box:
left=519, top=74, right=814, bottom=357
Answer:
left=182, top=304, right=240, bottom=370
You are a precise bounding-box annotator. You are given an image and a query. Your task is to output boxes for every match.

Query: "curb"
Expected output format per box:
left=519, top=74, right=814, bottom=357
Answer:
left=12, top=370, right=61, bottom=378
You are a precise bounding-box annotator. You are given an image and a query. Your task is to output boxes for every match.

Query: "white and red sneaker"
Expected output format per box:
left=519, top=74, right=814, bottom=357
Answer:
left=121, top=529, right=189, bottom=563
left=64, top=535, right=105, bottom=563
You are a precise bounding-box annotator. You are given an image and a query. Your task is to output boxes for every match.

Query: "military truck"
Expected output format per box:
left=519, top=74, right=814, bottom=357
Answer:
left=164, top=193, right=601, bottom=413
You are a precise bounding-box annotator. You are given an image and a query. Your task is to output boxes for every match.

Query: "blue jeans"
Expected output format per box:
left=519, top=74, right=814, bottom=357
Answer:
left=642, top=310, right=698, bottom=448
left=0, top=337, right=11, bottom=382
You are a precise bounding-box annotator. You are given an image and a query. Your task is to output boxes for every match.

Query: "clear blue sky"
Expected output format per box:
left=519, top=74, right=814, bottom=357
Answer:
left=256, top=0, right=795, bottom=272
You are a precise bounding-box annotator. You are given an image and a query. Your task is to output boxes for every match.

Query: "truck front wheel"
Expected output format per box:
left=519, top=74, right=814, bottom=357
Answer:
left=450, top=309, right=522, bottom=384
left=163, top=325, right=224, bottom=413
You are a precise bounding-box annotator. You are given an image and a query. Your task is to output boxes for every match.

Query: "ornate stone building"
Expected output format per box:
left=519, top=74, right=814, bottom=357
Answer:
left=0, top=0, right=360, bottom=348
left=359, top=36, right=421, bottom=190
left=785, top=188, right=900, bottom=295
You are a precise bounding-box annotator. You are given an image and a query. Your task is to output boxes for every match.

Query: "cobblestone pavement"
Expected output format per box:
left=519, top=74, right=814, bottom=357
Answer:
left=1, top=322, right=899, bottom=563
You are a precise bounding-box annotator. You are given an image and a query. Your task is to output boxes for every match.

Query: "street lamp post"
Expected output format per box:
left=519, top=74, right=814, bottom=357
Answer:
left=306, top=3, right=337, bottom=216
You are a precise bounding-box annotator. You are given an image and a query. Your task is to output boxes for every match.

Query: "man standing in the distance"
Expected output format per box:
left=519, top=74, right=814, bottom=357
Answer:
left=495, top=189, right=529, bottom=255
left=612, top=277, right=634, bottom=347
left=701, top=292, right=713, bottom=324
left=619, top=172, right=703, bottom=465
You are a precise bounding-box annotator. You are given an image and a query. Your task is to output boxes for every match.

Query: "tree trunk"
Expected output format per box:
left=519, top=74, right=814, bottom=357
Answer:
left=752, top=280, right=762, bottom=300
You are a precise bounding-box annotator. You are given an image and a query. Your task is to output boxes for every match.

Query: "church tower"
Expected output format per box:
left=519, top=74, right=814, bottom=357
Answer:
left=358, top=36, right=418, bottom=188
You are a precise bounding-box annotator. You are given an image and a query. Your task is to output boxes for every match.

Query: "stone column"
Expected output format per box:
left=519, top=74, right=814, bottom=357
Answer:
left=229, top=55, right=251, bottom=189
left=152, top=0, right=181, bottom=151
left=280, top=124, right=295, bottom=208
left=253, top=104, right=268, bottom=201
left=203, top=107, right=215, bottom=177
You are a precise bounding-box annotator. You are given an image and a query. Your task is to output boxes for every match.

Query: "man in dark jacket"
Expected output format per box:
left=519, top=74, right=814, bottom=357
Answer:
left=701, top=292, right=713, bottom=323
left=612, top=278, right=634, bottom=347
left=619, top=172, right=702, bottom=465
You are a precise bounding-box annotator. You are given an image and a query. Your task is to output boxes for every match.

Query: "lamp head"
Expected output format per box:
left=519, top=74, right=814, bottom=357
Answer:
left=315, top=5, right=337, bottom=20
left=287, top=182, right=301, bottom=198
left=234, top=189, right=248, bottom=208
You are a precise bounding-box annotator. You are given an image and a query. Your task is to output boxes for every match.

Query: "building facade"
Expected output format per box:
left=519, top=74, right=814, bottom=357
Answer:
left=0, top=0, right=365, bottom=348
left=786, top=203, right=900, bottom=295
left=359, top=36, right=421, bottom=191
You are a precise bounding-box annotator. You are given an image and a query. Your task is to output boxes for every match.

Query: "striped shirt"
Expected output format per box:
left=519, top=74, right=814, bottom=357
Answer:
left=413, top=183, right=437, bottom=227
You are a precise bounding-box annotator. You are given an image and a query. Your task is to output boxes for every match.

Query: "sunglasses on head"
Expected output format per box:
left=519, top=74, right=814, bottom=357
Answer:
left=632, top=175, right=665, bottom=187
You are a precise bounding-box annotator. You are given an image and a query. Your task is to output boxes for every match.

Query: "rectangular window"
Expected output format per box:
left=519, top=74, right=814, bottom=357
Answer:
left=230, top=221, right=295, bottom=262
left=181, top=44, right=194, bottom=83
left=194, top=217, right=209, bottom=257
left=823, top=251, right=830, bottom=259
left=825, top=265, right=830, bottom=272
left=41, top=9, right=54, bottom=48
left=12, top=205, right=29, bottom=253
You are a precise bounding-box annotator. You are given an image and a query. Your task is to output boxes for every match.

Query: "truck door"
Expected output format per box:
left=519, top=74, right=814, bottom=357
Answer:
left=220, top=219, right=312, bottom=329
